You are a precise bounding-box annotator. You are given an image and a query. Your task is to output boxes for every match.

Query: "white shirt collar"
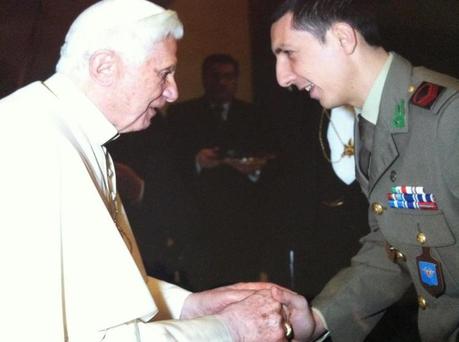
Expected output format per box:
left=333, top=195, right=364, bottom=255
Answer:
left=44, top=73, right=119, bottom=146
left=355, top=52, right=394, bottom=125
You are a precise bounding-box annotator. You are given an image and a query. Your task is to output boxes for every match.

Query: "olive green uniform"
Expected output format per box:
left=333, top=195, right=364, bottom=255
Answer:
left=313, top=54, right=459, bottom=341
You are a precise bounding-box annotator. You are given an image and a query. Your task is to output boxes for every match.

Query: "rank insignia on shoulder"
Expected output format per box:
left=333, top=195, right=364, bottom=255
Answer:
left=410, top=81, right=445, bottom=109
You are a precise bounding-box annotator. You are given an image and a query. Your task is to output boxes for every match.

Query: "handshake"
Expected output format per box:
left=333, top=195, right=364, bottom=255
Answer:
left=180, top=282, right=325, bottom=341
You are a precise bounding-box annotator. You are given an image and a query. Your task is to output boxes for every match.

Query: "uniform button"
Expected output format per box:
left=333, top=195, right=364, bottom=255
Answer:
left=408, top=85, right=417, bottom=94
left=390, top=170, right=397, bottom=182
left=371, top=202, right=385, bottom=215
left=417, top=232, right=427, bottom=244
left=418, top=296, right=427, bottom=310
left=395, top=251, right=406, bottom=262
left=386, top=244, right=406, bottom=263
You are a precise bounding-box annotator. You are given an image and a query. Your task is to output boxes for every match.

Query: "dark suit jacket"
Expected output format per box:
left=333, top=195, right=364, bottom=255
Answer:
left=313, top=53, right=459, bottom=341
left=166, top=97, right=270, bottom=289
left=167, top=96, right=266, bottom=181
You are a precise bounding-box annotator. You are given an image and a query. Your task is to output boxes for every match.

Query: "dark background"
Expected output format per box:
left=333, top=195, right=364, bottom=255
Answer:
left=1, top=1, right=457, bottom=96
left=1, top=1, right=457, bottom=340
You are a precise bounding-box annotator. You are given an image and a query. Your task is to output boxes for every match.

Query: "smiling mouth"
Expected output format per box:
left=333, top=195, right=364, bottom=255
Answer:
left=304, top=82, right=314, bottom=92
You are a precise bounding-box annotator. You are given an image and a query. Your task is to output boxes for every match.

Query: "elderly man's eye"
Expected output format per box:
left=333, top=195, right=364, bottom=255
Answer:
left=158, top=71, right=170, bottom=83
left=159, top=68, right=175, bottom=83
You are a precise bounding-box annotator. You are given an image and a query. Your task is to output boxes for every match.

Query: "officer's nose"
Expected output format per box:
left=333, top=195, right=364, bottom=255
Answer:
left=275, top=58, right=296, bottom=88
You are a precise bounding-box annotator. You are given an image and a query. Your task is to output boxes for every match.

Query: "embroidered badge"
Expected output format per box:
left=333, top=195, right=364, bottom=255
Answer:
left=416, top=247, right=445, bottom=297
left=418, top=261, right=439, bottom=286
left=392, top=99, right=406, bottom=129
left=387, top=185, right=438, bottom=210
left=410, top=82, right=445, bottom=109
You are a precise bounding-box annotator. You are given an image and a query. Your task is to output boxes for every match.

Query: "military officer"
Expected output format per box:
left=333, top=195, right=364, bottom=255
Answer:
left=270, top=0, right=459, bottom=341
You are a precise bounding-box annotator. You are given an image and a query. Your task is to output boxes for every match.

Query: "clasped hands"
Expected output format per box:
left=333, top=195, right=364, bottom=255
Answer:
left=180, top=282, right=320, bottom=342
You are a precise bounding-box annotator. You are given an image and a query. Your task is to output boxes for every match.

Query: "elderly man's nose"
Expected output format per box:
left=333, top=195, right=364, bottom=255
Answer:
left=165, top=76, right=179, bottom=103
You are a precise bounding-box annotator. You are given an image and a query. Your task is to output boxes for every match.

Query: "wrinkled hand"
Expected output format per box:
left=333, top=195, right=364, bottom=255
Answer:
left=224, top=281, right=290, bottom=292
left=216, top=289, right=285, bottom=342
left=180, top=282, right=279, bottom=319
left=272, top=287, right=323, bottom=341
left=196, top=147, right=221, bottom=169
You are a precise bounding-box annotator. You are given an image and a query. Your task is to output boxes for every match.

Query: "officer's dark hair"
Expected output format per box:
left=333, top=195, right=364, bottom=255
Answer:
left=272, top=0, right=382, bottom=47
left=201, top=54, right=239, bottom=77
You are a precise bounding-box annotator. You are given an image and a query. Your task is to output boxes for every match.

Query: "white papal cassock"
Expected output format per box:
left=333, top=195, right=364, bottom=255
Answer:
left=0, top=74, right=231, bottom=341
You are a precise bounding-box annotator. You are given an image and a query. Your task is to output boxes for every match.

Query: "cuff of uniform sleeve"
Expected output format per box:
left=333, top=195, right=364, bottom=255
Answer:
left=314, top=330, right=330, bottom=342
left=312, top=307, right=330, bottom=341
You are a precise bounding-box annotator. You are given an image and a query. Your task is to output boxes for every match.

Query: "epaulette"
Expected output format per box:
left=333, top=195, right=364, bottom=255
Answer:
left=410, top=81, right=445, bottom=110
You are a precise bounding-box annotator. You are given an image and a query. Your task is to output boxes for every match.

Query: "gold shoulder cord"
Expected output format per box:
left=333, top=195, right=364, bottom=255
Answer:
left=318, top=108, right=354, bottom=163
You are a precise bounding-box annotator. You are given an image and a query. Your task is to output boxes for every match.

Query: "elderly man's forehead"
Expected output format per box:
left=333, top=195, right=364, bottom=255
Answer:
left=142, top=37, right=177, bottom=68
left=151, top=36, right=178, bottom=54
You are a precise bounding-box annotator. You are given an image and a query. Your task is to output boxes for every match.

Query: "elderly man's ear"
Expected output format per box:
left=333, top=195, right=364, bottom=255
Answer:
left=88, top=50, right=119, bottom=86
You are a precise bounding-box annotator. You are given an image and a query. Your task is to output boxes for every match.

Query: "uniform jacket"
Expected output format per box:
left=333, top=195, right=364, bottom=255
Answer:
left=313, top=54, right=459, bottom=341
left=0, top=74, right=231, bottom=341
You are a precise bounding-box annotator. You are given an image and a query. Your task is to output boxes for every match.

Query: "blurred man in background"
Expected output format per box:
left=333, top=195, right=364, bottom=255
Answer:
left=168, top=54, right=274, bottom=289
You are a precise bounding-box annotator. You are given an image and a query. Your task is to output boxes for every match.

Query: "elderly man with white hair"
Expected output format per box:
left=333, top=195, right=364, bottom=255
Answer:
left=0, top=0, right=302, bottom=341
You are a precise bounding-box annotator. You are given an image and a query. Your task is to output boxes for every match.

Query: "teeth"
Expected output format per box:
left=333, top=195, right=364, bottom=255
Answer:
left=305, top=83, right=314, bottom=92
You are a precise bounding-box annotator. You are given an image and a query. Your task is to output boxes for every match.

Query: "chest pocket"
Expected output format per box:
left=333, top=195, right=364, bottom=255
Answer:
left=381, top=209, right=456, bottom=247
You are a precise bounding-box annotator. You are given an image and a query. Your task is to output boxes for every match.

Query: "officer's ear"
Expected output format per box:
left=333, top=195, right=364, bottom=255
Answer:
left=88, top=50, right=119, bottom=86
left=330, top=22, right=357, bottom=55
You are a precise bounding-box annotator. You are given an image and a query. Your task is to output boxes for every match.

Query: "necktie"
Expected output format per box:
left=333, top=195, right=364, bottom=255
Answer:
left=211, top=104, right=229, bottom=149
left=211, top=104, right=226, bottom=121
left=357, top=115, right=375, bottom=178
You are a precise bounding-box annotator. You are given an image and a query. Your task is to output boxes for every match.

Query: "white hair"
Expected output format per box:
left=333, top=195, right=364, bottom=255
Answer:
left=56, top=0, right=183, bottom=79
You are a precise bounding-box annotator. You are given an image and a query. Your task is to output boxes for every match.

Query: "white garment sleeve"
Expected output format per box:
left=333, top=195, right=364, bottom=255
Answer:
left=100, top=317, right=231, bottom=342
left=139, top=316, right=232, bottom=341
left=142, top=278, right=232, bottom=340
left=98, top=316, right=232, bottom=342
left=146, top=277, right=191, bottom=320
